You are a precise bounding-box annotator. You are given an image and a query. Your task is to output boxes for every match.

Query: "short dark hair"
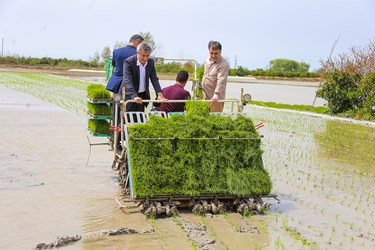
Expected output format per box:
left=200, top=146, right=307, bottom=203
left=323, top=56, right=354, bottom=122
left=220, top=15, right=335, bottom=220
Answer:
left=208, top=40, right=222, bottom=50
left=176, top=70, right=189, bottom=83
left=129, top=34, right=144, bottom=43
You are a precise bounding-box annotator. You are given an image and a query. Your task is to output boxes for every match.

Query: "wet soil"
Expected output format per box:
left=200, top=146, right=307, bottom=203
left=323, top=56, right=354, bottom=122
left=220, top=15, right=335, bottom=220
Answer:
left=0, top=85, right=269, bottom=249
left=2, top=67, right=374, bottom=250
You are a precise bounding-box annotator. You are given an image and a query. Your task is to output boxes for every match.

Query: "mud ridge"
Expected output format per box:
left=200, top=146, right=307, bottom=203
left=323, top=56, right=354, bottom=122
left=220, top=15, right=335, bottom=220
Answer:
left=177, top=218, right=218, bottom=250
left=34, top=227, right=154, bottom=249
left=35, top=235, right=82, bottom=249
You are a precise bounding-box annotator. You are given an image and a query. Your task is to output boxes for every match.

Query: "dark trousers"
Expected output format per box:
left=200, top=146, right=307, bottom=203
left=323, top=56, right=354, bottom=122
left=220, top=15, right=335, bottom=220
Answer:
left=116, top=92, right=148, bottom=150
left=125, top=92, right=148, bottom=112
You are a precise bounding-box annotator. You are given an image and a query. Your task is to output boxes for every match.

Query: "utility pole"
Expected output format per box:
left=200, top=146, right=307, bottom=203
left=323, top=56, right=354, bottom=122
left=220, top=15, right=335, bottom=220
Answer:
left=1, top=38, right=4, bottom=57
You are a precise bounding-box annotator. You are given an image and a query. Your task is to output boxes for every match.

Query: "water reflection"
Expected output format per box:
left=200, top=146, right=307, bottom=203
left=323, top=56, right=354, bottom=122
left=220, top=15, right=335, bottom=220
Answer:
left=315, top=120, right=375, bottom=175
left=246, top=105, right=375, bottom=249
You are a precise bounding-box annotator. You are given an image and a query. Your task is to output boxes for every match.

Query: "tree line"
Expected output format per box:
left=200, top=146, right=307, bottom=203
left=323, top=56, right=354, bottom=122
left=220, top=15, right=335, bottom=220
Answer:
left=0, top=54, right=317, bottom=79
left=0, top=56, right=101, bottom=68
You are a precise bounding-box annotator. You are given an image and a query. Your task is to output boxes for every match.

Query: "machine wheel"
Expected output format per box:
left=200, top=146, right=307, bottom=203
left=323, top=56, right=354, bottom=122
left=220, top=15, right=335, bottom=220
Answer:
left=118, top=160, right=129, bottom=188
left=111, top=159, right=120, bottom=171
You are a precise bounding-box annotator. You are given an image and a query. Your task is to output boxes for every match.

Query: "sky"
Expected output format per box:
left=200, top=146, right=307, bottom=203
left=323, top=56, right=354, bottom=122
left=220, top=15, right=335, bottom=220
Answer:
left=0, top=0, right=374, bottom=71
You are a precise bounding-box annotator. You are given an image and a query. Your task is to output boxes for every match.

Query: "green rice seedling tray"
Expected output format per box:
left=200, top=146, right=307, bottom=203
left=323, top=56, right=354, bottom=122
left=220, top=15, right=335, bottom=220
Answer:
left=87, top=128, right=112, bottom=137
left=87, top=83, right=111, bottom=102
left=87, top=111, right=112, bottom=120
left=88, top=119, right=111, bottom=135
left=127, top=101, right=272, bottom=198
left=87, top=95, right=112, bottom=103
left=87, top=102, right=112, bottom=116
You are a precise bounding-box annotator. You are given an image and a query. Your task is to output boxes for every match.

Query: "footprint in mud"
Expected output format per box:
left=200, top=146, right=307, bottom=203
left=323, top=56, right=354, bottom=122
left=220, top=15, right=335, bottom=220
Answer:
left=237, top=220, right=260, bottom=234
left=237, top=225, right=260, bottom=233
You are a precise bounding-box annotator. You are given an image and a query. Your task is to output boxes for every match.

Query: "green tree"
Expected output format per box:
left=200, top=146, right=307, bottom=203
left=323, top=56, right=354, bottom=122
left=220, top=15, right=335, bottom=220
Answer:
left=316, top=71, right=361, bottom=114
left=182, top=61, right=195, bottom=74
left=139, top=31, right=156, bottom=54
left=155, top=62, right=181, bottom=73
left=235, top=66, right=249, bottom=76
left=359, top=72, right=375, bottom=115
left=298, top=62, right=310, bottom=72
left=89, top=51, right=100, bottom=67
left=113, top=40, right=126, bottom=49
left=101, top=46, right=111, bottom=62
left=269, top=58, right=310, bottom=72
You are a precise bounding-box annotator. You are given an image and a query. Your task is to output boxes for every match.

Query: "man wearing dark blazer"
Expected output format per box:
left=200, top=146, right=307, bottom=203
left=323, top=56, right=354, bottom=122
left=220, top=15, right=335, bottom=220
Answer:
left=118, top=41, right=166, bottom=112
left=105, top=34, right=144, bottom=93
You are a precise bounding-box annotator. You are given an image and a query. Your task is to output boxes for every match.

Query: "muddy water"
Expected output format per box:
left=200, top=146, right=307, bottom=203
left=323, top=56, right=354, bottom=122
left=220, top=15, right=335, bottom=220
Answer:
left=1, top=78, right=374, bottom=250
left=0, top=86, right=267, bottom=250
left=0, top=87, right=149, bottom=249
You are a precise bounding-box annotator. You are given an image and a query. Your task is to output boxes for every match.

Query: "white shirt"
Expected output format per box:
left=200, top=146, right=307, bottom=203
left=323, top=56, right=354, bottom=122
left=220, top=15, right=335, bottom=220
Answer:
left=137, top=59, right=147, bottom=93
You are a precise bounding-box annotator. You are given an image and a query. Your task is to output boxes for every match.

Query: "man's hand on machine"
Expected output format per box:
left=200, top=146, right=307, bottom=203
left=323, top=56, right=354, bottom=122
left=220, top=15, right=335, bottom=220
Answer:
left=134, top=96, right=143, bottom=104
left=157, top=92, right=168, bottom=101
left=211, top=93, right=219, bottom=103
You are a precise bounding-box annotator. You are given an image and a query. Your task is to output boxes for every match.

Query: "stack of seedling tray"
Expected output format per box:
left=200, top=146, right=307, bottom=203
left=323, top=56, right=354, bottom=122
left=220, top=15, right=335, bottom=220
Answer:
left=127, top=101, right=272, bottom=198
left=86, top=84, right=112, bottom=136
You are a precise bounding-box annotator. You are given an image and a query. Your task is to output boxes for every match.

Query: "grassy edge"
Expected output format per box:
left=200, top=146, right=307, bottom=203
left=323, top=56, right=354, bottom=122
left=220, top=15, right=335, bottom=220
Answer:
left=248, top=100, right=329, bottom=114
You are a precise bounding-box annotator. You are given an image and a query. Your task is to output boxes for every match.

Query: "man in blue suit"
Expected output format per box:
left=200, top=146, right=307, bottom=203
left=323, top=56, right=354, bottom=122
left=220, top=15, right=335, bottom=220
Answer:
left=107, top=34, right=143, bottom=151
left=106, top=34, right=144, bottom=93
left=119, top=41, right=166, bottom=112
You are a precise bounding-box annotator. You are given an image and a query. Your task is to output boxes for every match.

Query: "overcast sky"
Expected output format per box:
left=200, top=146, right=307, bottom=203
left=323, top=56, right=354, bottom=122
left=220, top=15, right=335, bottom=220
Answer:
left=0, top=0, right=374, bottom=71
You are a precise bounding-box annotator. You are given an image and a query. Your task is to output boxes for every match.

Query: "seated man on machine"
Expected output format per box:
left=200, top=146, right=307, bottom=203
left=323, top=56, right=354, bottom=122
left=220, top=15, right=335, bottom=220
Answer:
left=158, top=70, right=191, bottom=113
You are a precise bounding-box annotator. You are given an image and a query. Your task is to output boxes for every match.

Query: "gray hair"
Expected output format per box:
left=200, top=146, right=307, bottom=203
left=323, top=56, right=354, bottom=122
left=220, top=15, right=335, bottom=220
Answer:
left=129, top=34, right=144, bottom=43
left=137, top=41, right=152, bottom=53
left=208, top=40, right=222, bottom=50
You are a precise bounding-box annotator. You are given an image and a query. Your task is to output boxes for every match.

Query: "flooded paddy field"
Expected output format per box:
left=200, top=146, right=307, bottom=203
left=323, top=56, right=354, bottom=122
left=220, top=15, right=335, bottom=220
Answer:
left=245, top=106, right=375, bottom=250
left=0, top=72, right=374, bottom=249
